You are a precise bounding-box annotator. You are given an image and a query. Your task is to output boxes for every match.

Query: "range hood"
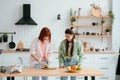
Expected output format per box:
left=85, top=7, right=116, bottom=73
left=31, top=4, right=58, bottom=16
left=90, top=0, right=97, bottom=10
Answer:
left=15, top=4, right=37, bottom=25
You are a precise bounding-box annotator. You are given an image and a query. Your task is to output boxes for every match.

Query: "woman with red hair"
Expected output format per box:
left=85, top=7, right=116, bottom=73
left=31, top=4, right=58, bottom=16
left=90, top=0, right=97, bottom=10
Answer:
left=30, top=27, right=51, bottom=80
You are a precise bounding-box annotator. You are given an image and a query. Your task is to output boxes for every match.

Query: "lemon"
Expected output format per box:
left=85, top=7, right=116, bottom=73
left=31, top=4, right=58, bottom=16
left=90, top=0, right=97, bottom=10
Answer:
left=67, top=66, right=71, bottom=70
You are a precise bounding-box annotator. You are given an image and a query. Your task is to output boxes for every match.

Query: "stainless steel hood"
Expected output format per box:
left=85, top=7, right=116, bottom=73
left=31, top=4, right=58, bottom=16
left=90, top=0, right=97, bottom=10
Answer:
left=15, top=4, right=37, bottom=25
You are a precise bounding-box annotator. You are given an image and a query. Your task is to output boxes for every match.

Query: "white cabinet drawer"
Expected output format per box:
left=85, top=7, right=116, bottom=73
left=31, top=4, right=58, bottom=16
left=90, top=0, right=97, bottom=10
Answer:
left=94, top=54, right=117, bottom=64
left=95, top=64, right=116, bottom=75
left=96, top=76, right=115, bottom=80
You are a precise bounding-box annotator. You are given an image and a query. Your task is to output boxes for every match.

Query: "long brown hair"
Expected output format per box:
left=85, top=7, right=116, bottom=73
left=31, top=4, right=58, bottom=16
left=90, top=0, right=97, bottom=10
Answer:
left=65, top=27, right=75, bottom=57
left=38, top=27, right=51, bottom=42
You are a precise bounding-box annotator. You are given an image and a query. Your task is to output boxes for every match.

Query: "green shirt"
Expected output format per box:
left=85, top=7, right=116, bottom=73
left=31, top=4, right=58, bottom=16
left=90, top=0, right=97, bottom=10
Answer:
left=59, top=39, right=84, bottom=66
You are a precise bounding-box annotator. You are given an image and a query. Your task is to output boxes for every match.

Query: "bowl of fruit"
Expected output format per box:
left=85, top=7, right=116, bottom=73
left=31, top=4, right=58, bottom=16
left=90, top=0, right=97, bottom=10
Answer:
left=66, top=65, right=81, bottom=73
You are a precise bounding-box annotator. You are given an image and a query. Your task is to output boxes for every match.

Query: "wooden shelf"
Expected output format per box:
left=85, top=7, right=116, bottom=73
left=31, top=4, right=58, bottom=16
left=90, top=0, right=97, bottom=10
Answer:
left=70, top=24, right=111, bottom=28
left=75, top=34, right=112, bottom=37
left=70, top=15, right=110, bottom=19
left=69, top=14, right=112, bottom=51
left=85, top=51, right=116, bottom=54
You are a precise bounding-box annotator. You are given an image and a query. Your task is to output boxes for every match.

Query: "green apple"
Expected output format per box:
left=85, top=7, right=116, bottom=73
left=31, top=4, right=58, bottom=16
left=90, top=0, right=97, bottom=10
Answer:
left=77, top=65, right=81, bottom=70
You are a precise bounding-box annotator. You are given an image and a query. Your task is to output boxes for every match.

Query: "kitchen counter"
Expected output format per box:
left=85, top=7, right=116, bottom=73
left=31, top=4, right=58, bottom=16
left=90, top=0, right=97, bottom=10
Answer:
left=0, top=67, right=104, bottom=78
left=0, top=50, right=117, bottom=54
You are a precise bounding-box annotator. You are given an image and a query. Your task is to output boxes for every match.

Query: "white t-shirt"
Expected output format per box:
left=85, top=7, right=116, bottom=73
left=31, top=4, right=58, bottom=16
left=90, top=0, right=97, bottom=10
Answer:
left=29, top=38, right=51, bottom=67
left=68, top=43, right=72, bottom=56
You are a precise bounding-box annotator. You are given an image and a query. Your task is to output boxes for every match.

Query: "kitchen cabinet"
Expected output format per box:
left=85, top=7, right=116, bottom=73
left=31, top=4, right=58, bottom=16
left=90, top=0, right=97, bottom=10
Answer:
left=93, top=54, right=118, bottom=80
left=77, top=53, right=118, bottom=80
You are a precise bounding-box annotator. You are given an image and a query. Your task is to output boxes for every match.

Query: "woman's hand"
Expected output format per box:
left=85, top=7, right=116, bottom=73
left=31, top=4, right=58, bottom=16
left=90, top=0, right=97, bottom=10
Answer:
left=59, top=66, right=64, bottom=68
left=46, top=57, right=50, bottom=63
left=38, top=61, right=47, bottom=68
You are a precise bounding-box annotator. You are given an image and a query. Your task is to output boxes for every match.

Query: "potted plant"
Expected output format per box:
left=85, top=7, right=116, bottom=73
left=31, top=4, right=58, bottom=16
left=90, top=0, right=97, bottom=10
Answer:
left=70, top=17, right=76, bottom=25
left=105, top=28, right=110, bottom=35
left=2, top=33, right=8, bottom=42
left=108, top=11, right=114, bottom=24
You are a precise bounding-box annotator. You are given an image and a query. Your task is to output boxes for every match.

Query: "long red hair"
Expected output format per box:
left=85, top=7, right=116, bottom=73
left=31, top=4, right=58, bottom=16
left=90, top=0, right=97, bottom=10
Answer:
left=38, top=27, right=51, bottom=42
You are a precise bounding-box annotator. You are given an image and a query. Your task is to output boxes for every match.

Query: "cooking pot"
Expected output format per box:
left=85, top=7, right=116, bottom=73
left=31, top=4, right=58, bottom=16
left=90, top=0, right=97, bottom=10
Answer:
left=9, top=34, right=16, bottom=49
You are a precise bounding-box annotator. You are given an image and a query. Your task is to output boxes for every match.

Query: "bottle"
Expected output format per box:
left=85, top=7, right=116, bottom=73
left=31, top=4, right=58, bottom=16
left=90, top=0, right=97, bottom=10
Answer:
left=78, top=8, right=81, bottom=16
left=74, top=11, right=77, bottom=16
left=70, top=8, right=73, bottom=16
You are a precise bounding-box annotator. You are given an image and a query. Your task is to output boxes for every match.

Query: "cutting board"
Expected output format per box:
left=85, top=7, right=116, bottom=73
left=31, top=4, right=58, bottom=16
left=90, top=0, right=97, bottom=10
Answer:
left=91, top=8, right=102, bottom=17
left=42, top=68, right=57, bottom=70
left=17, top=41, right=24, bottom=50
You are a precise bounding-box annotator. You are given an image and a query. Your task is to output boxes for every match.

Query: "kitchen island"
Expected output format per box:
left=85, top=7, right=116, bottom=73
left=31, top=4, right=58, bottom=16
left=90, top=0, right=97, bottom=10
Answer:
left=0, top=67, right=104, bottom=80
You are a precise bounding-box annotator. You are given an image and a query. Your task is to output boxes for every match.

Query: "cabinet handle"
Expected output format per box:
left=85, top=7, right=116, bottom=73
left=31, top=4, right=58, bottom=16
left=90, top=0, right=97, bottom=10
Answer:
left=100, top=58, right=109, bottom=59
left=100, top=77, right=109, bottom=79
left=100, top=67, right=109, bottom=69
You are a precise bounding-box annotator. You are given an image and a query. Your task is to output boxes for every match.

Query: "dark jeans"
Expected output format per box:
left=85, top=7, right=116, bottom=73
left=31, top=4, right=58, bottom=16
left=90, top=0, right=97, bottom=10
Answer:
left=7, top=77, right=14, bottom=80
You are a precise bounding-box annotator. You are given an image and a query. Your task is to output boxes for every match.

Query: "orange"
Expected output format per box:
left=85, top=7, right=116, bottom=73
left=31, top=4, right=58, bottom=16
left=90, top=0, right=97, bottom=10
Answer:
left=71, top=65, right=78, bottom=70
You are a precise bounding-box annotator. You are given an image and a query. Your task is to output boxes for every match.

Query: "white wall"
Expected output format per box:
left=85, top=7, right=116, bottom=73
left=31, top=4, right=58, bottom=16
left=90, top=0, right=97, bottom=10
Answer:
left=0, top=0, right=113, bottom=50
left=112, top=0, right=120, bottom=52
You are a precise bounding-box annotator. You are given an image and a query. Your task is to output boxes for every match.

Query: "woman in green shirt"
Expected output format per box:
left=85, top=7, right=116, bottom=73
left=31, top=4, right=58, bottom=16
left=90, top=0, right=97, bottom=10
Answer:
left=59, top=28, right=84, bottom=80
